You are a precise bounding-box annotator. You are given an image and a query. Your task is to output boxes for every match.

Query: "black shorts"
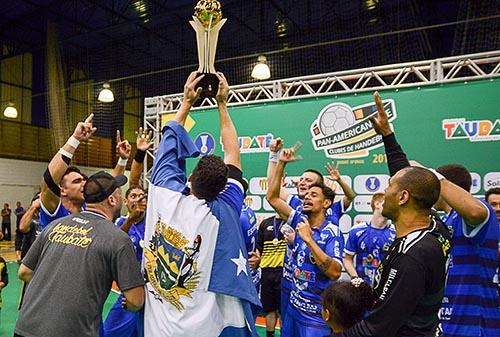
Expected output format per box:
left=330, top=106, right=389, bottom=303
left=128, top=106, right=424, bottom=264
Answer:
left=261, top=268, right=282, bottom=314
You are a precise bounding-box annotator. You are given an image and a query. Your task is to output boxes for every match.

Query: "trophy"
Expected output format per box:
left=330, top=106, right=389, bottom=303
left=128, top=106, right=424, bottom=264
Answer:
left=190, top=0, right=227, bottom=98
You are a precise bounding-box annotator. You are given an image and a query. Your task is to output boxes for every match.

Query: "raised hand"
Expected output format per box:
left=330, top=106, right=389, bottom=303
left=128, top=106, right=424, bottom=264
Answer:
left=370, top=92, right=393, bottom=136
left=183, top=71, right=205, bottom=105
left=116, top=130, right=132, bottom=159
left=325, top=162, right=341, bottom=181
left=135, top=127, right=153, bottom=151
left=128, top=198, right=146, bottom=224
left=270, top=137, right=283, bottom=152
left=279, top=141, right=303, bottom=163
left=215, top=72, right=229, bottom=104
left=72, top=113, right=97, bottom=142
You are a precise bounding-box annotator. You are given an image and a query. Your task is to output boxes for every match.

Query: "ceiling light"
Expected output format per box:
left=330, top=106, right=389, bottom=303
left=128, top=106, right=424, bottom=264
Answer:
left=3, top=102, right=18, bottom=118
left=251, top=55, right=271, bottom=80
left=98, top=82, right=114, bottom=103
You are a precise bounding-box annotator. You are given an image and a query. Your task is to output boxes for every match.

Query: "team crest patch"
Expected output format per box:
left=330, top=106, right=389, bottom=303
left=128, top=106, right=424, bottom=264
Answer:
left=144, top=218, right=202, bottom=311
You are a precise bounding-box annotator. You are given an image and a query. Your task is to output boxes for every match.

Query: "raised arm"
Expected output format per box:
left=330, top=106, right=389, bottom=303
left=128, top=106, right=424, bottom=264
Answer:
left=215, top=72, right=241, bottom=170
left=174, top=71, right=204, bottom=127
left=150, top=74, right=201, bottom=191
left=326, top=162, right=356, bottom=208
left=370, top=92, right=410, bottom=176
left=19, top=198, right=40, bottom=234
left=40, top=114, right=96, bottom=213
left=111, top=130, right=131, bottom=177
left=266, top=148, right=301, bottom=220
left=440, top=179, right=488, bottom=226
left=129, top=128, right=153, bottom=186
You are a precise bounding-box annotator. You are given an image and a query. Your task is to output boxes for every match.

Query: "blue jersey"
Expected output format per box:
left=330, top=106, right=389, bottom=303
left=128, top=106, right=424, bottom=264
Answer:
left=286, top=209, right=344, bottom=328
left=115, top=215, right=146, bottom=263
left=440, top=200, right=500, bottom=337
left=39, top=200, right=85, bottom=230
left=240, top=205, right=258, bottom=254
left=344, top=222, right=395, bottom=286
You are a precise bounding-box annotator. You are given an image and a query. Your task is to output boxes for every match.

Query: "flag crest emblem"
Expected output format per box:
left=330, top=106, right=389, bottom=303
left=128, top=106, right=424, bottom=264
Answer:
left=144, top=217, right=202, bottom=311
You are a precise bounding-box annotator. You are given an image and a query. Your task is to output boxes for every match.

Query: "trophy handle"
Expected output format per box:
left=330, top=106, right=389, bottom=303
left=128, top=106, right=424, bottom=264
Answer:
left=190, top=17, right=206, bottom=73
left=207, top=18, right=226, bottom=73
left=190, top=17, right=226, bottom=74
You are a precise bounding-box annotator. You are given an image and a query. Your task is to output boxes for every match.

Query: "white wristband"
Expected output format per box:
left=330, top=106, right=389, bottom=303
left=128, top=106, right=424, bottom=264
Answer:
left=118, top=157, right=128, bottom=166
left=58, top=148, right=73, bottom=160
left=67, top=136, right=80, bottom=149
left=428, top=168, right=445, bottom=181
left=269, top=151, right=279, bottom=163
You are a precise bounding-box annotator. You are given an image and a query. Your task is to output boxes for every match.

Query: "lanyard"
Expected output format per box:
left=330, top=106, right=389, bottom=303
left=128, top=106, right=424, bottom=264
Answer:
left=273, top=217, right=283, bottom=240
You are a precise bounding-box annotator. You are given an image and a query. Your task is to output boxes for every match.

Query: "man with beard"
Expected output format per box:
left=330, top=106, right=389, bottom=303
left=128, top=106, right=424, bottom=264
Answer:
left=266, top=147, right=344, bottom=337
left=333, top=92, right=451, bottom=337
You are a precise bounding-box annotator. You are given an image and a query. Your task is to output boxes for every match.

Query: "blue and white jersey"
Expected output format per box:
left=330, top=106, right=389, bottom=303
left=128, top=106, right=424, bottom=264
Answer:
left=240, top=205, right=257, bottom=254
left=344, top=222, right=395, bottom=286
left=286, top=209, right=344, bottom=328
left=143, top=121, right=260, bottom=337
left=115, top=215, right=146, bottom=263
left=440, top=200, right=500, bottom=337
left=240, top=205, right=260, bottom=289
left=39, top=200, right=85, bottom=230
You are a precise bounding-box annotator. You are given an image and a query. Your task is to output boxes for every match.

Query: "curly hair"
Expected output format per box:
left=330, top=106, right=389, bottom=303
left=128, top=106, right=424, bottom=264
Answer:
left=190, top=155, right=228, bottom=201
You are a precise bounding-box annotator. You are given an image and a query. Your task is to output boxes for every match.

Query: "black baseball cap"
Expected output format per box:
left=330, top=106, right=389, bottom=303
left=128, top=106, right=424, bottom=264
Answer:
left=84, top=171, right=127, bottom=203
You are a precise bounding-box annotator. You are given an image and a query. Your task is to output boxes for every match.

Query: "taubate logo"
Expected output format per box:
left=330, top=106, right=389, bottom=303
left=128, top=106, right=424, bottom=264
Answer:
left=442, top=118, right=500, bottom=142
left=311, top=100, right=397, bottom=159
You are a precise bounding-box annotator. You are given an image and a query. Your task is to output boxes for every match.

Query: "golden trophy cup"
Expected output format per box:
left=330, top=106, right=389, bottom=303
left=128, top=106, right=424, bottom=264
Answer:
left=190, top=0, right=227, bottom=98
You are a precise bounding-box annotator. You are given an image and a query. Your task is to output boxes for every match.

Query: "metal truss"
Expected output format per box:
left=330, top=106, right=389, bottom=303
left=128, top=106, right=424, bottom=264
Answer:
left=143, top=50, right=500, bottom=185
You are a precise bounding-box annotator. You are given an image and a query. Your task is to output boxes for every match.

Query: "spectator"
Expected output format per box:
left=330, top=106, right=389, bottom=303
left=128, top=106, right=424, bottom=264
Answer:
left=0, top=253, right=8, bottom=323
left=1, top=203, right=12, bottom=241
left=17, top=193, right=41, bottom=310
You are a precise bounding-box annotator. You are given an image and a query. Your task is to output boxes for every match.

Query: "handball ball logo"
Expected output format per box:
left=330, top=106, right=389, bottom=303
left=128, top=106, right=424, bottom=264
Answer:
left=319, top=103, right=356, bottom=135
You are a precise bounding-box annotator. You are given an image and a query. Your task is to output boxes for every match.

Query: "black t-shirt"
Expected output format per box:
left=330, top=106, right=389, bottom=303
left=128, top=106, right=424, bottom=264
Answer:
left=20, top=216, right=40, bottom=259
left=337, top=216, right=451, bottom=337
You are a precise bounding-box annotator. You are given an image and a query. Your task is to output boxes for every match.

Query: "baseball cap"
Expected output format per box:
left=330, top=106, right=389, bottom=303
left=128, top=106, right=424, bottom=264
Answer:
left=84, top=171, right=127, bottom=203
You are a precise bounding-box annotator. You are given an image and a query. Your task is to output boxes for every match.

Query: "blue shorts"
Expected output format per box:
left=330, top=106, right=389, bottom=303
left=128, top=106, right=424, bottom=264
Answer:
left=281, top=312, right=331, bottom=337
left=281, top=288, right=291, bottom=321
left=102, top=294, right=144, bottom=337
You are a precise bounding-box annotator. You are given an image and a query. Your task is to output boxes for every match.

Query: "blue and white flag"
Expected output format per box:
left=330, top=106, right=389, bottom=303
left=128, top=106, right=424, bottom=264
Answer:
left=143, top=121, right=260, bottom=337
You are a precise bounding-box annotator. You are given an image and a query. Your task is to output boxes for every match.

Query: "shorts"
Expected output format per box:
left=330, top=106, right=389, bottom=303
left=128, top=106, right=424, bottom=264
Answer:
left=261, top=268, right=282, bottom=314
left=102, top=294, right=144, bottom=337
left=281, top=312, right=331, bottom=337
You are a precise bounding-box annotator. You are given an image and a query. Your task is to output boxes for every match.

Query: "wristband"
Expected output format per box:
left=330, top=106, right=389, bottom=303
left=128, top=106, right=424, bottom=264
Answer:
left=67, top=136, right=80, bottom=149
left=58, top=148, right=73, bottom=160
left=268, top=151, right=278, bottom=163
left=428, top=168, right=445, bottom=181
left=118, top=157, right=128, bottom=166
left=134, top=149, right=146, bottom=163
